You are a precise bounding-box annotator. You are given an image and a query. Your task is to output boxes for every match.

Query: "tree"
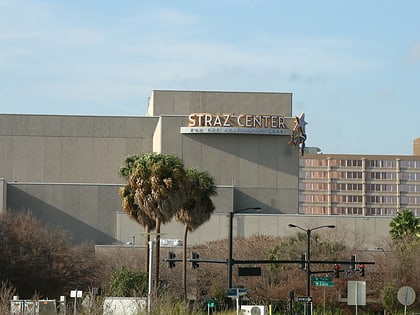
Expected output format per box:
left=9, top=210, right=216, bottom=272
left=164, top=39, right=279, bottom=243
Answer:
left=389, top=209, right=420, bottom=242
left=387, top=209, right=420, bottom=295
left=109, top=266, right=147, bottom=297
left=0, top=210, right=101, bottom=298
left=119, top=155, right=156, bottom=273
left=120, top=152, right=188, bottom=289
left=175, top=168, right=217, bottom=298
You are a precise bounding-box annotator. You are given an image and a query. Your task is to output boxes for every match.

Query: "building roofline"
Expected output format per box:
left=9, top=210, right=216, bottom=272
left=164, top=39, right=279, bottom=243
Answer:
left=302, top=153, right=420, bottom=160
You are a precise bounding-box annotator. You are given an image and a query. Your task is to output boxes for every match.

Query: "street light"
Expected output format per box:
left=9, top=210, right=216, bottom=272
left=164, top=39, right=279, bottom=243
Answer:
left=288, top=223, right=335, bottom=315
left=228, top=207, right=261, bottom=289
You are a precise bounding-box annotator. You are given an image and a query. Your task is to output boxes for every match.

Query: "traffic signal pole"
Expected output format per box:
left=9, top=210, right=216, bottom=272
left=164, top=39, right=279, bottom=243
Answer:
left=306, top=229, right=312, bottom=315
left=288, top=224, right=336, bottom=315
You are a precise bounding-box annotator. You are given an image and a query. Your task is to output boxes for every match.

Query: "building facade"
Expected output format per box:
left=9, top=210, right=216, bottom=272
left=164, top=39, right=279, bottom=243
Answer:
left=0, top=90, right=305, bottom=245
left=299, top=152, right=420, bottom=217
left=0, top=90, right=416, bottom=248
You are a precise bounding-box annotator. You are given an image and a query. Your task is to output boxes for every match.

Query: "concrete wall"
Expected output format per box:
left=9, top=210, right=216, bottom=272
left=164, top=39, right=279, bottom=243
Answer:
left=0, top=114, right=157, bottom=183
left=7, top=182, right=121, bottom=244
left=116, top=212, right=392, bottom=249
left=0, top=178, right=6, bottom=213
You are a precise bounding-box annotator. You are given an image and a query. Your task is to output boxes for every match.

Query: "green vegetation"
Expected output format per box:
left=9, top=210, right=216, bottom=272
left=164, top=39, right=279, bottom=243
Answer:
left=389, top=209, right=420, bottom=242
left=109, top=266, right=147, bottom=297
left=119, top=153, right=217, bottom=297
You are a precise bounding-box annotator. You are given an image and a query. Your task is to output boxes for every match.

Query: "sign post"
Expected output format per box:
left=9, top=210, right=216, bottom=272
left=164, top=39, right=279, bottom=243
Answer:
left=70, top=290, right=82, bottom=315
left=348, top=281, right=366, bottom=315
left=397, top=286, right=416, bottom=315
left=227, top=288, right=247, bottom=315
left=298, top=296, right=313, bottom=303
left=207, top=299, right=215, bottom=315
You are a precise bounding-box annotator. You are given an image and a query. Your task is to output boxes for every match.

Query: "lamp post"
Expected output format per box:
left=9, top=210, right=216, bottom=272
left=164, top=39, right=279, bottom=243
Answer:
left=228, top=207, right=261, bottom=289
left=288, top=224, right=335, bottom=315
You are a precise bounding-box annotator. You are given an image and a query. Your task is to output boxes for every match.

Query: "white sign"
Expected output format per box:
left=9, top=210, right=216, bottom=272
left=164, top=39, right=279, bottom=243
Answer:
left=187, top=113, right=288, bottom=129
left=70, top=290, right=82, bottom=298
left=180, top=126, right=291, bottom=135
left=181, top=112, right=298, bottom=136
left=397, top=286, right=416, bottom=306
left=348, top=281, right=366, bottom=306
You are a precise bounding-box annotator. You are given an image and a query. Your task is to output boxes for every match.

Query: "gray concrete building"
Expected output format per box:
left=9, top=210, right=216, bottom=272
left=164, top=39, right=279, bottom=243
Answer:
left=0, top=90, right=403, bottom=248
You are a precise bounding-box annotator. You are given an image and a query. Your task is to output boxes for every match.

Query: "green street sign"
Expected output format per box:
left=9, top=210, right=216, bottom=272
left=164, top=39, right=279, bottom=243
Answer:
left=313, top=280, right=334, bottom=287
left=312, top=276, right=333, bottom=282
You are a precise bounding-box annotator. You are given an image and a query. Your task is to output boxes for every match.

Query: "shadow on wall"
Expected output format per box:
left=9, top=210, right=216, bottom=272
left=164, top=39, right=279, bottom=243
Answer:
left=235, top=188, right=296, bottom=214
left=7, top=185, right=119, bottom=245
left=184, top=133, right=297, bottom=176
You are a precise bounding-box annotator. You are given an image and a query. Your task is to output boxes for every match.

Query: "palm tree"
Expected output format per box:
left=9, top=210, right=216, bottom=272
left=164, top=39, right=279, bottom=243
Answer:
left=129, top=152, right=188, bottom=289
left=175, top=168, right=217, bottom=298
left=119, top=154, right=156, bottom=273
left=389, top=209, right=420, bottom=241
left=119, top=183, right=156, bottom=272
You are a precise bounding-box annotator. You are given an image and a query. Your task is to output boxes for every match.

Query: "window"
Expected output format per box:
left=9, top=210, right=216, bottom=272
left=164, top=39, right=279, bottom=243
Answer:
left=367, top=172, right=396, bottom=180
left=400, top=160, right=420, bottom=168
left=347, top=207, right=363, bottom=215
left=366, top=208, right=397, bottom=216
left=400, top=172, right=420, bottom=180
left=299, top=206, right=329, bottom=215
left=366, top=160, right=396, bottom=168
left=346, top=195, right=362, bottom=203
left=408, top=185, right=420, bottom=192
left=300, top=194, right=328, bottom=202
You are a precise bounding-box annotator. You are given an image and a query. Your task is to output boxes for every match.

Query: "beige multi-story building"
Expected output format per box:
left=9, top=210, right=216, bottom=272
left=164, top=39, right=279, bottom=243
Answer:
left=299, top=141, right=420, bottom=217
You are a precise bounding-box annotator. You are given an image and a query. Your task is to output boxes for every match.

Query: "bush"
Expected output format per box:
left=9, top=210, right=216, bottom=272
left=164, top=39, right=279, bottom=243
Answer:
left=109, top=266, right=147, bottom=297
left=0, top=210, right=103, bottom=298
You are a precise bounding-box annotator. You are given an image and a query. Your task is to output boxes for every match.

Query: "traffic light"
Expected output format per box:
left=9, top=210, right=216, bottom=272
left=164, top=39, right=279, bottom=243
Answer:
left=192, top=252, right=199, bottom=269
left=333, top=264, right=340, bottom=278
left=359, top=263, right=365, bottom=277
left=350, top=255, right=356, bottom=270
left=299, top=254, right=306, bottom=269
left=167, top=252, right=176, bottom=269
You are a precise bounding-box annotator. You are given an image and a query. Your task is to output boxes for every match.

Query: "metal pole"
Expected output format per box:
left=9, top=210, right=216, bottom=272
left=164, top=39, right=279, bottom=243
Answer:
left=306, top=230, right=311, bottom=315
left=227, top=211, right=234, bottom=290
left=227, top=207, right=261, bottom=290
left=148, top=240, right=155, bottom=314
left=289, top=290, right=294, bottom=315
left=73, top=290, right=77, bottom=315
left=288, top=224, right=335, bottom=315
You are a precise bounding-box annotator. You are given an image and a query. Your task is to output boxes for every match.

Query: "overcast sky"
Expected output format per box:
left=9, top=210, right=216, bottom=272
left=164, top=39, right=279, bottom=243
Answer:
left=1, top=0, right=419, bottom=155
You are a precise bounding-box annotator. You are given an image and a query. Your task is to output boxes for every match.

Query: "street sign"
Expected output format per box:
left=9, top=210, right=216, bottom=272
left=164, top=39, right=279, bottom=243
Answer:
left=312, top=276, right=332, bottom=282
left=227, top=288, right=247, bottom=297
left=397, top=286, right=416, bottom=306
left=313, top=280, right=334, bottom=287
left=312, top=276, right=334, bottom=287
left=238, top=267, right=261, bottom=276
left=348, top=281, right=366, bottom=306
left=70, top=290, right=82, bottom=298
left=298, top=296, right=312, bottom=303
left=207, top=299, right=216, bottom=308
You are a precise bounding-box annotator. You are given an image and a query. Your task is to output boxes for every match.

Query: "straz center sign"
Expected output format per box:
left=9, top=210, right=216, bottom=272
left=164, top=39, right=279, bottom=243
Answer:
left=181, top=113, right=296, bottom=136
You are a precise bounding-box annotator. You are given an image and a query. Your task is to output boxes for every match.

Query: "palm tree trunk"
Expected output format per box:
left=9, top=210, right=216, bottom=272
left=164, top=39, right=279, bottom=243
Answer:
left=183, top=224, right=189, bottom=299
